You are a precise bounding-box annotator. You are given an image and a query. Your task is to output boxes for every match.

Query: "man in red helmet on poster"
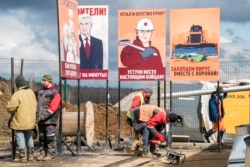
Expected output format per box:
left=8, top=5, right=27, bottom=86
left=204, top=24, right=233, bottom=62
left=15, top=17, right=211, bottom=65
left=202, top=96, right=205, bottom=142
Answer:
left=120, top=18, right=164, bottom=72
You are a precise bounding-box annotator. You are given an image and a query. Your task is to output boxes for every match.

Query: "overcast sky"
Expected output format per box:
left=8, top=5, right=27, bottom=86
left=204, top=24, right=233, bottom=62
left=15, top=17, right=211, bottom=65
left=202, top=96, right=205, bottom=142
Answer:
left=0, top=0, right=250, bottom=72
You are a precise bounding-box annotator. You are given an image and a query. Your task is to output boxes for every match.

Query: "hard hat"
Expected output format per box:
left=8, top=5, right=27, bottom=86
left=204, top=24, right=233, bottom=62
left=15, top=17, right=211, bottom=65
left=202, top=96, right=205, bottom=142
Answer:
left=136, top=18, right=154, bottom=31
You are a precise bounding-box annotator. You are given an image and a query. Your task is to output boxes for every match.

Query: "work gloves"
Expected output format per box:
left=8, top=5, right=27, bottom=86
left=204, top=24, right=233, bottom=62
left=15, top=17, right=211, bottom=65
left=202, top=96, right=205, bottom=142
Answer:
left=140, top=47, right=156, bottom=59
left=39, top=109, right=53, bottom=121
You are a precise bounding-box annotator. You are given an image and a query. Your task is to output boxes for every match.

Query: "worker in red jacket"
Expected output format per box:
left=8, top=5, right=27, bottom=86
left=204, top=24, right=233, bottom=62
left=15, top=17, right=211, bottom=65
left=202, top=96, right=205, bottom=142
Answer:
left=128, top=104, right=180, bottom=157
left=130, top=87, right=153, bottom=109
left=120, top=18, right=164, bottom=73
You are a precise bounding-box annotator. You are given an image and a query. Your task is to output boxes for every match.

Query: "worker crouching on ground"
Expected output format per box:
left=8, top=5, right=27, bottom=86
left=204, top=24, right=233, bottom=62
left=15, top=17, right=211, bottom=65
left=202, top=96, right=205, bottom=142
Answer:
left=128, top=104, right=180, bottom=157
left=204, top=87, right=227, bottom=143
left=127, top=87, right=153, bottom=150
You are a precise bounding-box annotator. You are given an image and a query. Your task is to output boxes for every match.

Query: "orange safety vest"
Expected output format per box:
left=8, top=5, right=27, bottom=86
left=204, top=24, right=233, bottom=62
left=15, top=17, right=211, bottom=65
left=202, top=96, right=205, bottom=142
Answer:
left=139, top=105, right=166, bottom=122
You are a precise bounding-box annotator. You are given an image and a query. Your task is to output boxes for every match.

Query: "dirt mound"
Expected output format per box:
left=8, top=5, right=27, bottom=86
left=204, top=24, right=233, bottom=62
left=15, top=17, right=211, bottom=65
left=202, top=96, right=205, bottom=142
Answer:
left=0, top=82, right=130, bottom=142
left=0, top=82, right=12, bottom=140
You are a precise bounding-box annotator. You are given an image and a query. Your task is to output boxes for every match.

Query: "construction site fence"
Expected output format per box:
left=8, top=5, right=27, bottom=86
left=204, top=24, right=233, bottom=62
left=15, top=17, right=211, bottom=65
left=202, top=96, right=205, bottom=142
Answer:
left=0, top=57, right=250, bottom=143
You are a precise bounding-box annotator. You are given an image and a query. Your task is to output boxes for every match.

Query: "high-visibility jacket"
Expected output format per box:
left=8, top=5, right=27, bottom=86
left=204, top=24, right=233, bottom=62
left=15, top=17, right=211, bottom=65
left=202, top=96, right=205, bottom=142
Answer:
left=139, top=105, right=166, bottom=123
left=128, top=92, right=148, bottom=118
left=130, top=91, right=150, bottom=109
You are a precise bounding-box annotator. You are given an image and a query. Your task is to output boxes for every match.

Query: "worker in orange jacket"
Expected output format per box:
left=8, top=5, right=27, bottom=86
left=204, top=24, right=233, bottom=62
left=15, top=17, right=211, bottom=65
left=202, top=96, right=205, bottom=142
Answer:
left=128, top=104, right=180, bottom=157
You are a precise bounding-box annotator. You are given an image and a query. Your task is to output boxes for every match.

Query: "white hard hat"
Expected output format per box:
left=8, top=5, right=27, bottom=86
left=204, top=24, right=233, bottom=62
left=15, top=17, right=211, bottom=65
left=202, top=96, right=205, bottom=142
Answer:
left=136, top=18, right=154, bottom=31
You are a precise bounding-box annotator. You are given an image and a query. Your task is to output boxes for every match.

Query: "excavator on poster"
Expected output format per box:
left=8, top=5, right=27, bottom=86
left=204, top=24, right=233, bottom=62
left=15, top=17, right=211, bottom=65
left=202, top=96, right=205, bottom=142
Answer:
left=172, top=24, right=218, bottom=62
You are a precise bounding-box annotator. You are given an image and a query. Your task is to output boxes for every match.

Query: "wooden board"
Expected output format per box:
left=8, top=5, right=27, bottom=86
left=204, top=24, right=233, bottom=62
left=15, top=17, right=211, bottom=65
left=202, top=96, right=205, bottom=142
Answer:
left=84, top=101, right=95, bottom=147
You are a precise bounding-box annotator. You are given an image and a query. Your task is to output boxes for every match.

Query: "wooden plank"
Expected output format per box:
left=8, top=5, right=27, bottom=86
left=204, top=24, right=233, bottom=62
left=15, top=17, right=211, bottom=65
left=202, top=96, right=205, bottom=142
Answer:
left=85, top=101, right=95, bottom=147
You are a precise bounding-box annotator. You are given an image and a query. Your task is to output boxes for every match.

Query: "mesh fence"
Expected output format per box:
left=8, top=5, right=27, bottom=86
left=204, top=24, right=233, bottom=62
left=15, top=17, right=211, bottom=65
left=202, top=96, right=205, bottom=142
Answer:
left=0, top=58, right=250, bottom=142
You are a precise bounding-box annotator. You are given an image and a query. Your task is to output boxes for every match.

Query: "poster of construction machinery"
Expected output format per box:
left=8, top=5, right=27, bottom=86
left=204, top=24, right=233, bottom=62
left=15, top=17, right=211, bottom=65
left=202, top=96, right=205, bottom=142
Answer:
left=118, top=8, right=166, bottom=81
left=170, top=8, right=220, bottom=81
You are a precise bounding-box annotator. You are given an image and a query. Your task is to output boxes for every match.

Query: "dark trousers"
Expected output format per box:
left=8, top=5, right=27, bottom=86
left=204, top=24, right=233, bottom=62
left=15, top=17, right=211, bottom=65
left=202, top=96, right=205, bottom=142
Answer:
left=38, top=124, right=57, bottom=157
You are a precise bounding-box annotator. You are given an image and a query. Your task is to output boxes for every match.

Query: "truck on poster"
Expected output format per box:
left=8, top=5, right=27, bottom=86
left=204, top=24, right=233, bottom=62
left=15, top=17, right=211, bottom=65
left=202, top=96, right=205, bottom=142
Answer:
left=170, top=8, right=220, bottom=81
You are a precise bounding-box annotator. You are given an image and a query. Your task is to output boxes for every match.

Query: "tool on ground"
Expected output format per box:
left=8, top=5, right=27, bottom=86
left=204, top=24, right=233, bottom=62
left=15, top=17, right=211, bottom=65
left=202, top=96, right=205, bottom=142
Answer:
left=166, top=150, right=186, bottom=164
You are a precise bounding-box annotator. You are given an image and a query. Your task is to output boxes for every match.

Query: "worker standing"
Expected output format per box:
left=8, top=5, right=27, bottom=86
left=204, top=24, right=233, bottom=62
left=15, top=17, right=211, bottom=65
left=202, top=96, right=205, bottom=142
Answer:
left=7, top=75, right=37, bottom=163
left=204, top=88, right=227, bottom=144
left=36, top=75, right=61, bottom=161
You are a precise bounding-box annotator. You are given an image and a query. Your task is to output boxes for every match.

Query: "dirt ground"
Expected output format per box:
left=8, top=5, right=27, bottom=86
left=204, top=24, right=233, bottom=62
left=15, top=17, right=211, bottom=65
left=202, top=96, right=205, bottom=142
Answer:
left=0, top=82, right=235, bottom=167
left=0, top=81, right=130, bottom=142
left=0, top=142, right=232, bottom=167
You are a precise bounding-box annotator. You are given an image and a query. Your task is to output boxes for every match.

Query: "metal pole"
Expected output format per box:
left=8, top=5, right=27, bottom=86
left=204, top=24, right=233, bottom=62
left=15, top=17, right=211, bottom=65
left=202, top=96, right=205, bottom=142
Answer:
left=157, top=81, right=160, bottom=107
left=217, top=81, right=222, bottom=150
left=161, top=84, right=250, bottom=99
left=56, top=0, right=63, bottom=154
left=164, top=80, right=166, bottom=109
left=20, top=59, right=23, bottom=75
left=168, top=81, right=173, bottom=149
left=10, top=58, right=16, bottom=162
left=117, top=81, right=121, bottom=146
left=105, top=80, right=109, bottom=147
left=76, top=79, right=81, bottom=153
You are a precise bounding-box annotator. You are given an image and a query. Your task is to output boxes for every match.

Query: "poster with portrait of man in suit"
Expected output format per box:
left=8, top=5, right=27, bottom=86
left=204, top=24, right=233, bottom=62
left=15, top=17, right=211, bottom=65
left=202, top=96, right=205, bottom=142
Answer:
left=78, top=5, right=109, bottom=80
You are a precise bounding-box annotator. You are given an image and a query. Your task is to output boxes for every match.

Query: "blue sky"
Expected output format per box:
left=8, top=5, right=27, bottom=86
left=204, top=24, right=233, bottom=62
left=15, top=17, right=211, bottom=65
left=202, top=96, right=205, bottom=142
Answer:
left=0, top=0, right=249, bottom=84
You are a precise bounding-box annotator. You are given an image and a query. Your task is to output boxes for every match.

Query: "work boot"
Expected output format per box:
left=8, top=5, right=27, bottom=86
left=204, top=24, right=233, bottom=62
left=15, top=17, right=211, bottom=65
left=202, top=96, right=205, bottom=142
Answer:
left=27, top=148, right=34, bottom=162
left=142, top=145, right=152, bottom=158
left=36, top=150, right=45, bottom=161
left=14, top=149, right=27, bottom=163
left=42, top=155, right=55, bottom=161
left=204, top=129, right=215, bottom=143
left=217, top=131, right=225, bottom=143
left=149, top=144, right=159, bottom=153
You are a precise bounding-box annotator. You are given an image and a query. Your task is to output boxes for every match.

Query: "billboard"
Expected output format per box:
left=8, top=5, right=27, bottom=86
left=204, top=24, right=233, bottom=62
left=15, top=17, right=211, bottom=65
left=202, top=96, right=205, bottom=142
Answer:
left=118, top=9, right=166, bottom=81
left=78, top=6, right=109, bottom=80
left=58, top=0, right=80, bottom=79
left=170, top=8, right=220, bottom=81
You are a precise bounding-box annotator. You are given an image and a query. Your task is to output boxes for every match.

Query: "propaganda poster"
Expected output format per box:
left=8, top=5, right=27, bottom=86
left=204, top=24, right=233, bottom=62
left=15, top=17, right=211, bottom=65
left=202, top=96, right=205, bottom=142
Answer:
left=118, top=9, right=166, bottom=81
left=58, top=0, right=80, bottom=79
left=78, top=5, right=109, bottom=80
left=170, top=8, right=220, bottom=81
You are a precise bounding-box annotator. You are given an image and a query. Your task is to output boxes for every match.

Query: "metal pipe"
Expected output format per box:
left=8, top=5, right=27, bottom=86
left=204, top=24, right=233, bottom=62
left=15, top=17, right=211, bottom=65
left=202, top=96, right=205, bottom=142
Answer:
left=244, top=136, right=250, bottom=167
left=161, top=85, right=250, bottom=98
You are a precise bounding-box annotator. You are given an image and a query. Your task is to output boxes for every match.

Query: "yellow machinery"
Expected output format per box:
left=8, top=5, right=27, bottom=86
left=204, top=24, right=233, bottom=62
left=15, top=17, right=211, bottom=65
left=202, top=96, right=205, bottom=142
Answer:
left=224, top=90, right=250, bottom=134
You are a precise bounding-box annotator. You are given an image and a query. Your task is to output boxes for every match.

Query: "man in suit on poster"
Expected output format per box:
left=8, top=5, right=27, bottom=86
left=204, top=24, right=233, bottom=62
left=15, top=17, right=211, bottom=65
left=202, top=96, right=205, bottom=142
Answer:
left=78, top=14, right=103, bottom=69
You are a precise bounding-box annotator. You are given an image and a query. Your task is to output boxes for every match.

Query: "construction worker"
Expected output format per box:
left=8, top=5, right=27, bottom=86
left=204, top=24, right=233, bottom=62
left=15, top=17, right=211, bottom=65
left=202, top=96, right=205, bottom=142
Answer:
left=36, top=74, right=61, bottom=161
left=131, top=87, right=153, bottom=109
left=204, top=87, right=227, bottom=143
left=127, top=88, right=153, bottom=150
left=120, top=18, right=164, bottom=72
left=128, top=104, right=180, bottom=157
left=7, top=75, right=37, bottom=163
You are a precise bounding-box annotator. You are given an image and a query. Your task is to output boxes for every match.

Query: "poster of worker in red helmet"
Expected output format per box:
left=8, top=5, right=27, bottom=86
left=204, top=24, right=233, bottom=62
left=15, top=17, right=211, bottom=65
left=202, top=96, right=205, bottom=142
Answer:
left=58, top=0, right=80, bottom=79
left=170, top=8, right=220, bottom=81
left=78, top=5, right=109, bottom=80
left=118, top=9, right=166, bottom=81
